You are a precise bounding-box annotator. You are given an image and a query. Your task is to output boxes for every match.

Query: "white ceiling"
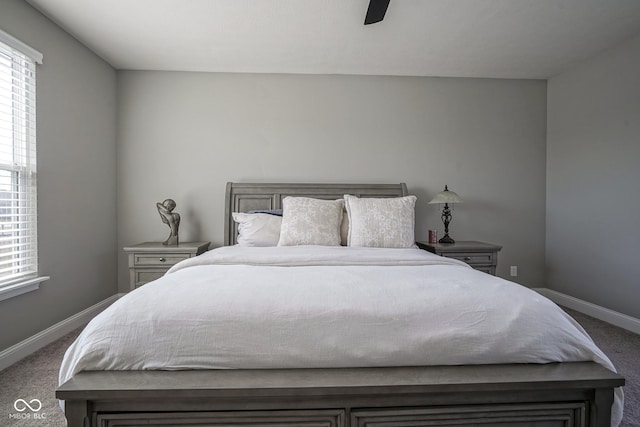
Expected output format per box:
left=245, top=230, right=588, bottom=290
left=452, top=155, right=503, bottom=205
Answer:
left=25, top=0, right=640, bottom=79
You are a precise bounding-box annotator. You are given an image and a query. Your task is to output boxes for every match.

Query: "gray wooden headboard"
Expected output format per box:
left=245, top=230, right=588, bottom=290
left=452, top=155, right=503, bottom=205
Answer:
left=224, top=182, right=409, bottom=246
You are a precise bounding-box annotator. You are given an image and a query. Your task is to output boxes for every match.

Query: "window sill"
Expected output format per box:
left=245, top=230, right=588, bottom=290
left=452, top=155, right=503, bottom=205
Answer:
left=0, top=276, right=50, bottom=303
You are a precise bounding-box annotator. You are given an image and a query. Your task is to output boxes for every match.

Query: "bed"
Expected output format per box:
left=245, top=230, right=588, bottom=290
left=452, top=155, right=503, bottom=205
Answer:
left=57, top=182, right=624, bottom=427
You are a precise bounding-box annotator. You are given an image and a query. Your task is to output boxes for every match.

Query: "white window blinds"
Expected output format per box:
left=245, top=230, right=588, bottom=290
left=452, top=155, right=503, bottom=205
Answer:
left=0, top=31, right=41, bottom=287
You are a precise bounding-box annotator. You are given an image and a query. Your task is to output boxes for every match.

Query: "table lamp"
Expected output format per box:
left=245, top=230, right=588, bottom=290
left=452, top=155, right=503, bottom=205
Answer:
left=428, top=185, right=463, bottom=244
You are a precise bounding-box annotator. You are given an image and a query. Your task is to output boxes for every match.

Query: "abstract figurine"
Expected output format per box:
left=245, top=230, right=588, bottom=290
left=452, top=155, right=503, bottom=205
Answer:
left=156, top=199, right=180, bottom=246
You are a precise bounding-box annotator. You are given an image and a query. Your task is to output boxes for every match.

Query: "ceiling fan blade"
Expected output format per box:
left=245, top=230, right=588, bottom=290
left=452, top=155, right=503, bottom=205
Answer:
left=364, top=0, right=391, bottom=25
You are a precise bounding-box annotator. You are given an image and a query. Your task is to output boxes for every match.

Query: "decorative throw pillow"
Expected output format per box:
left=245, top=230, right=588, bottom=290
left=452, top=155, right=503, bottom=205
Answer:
left=277, top=197, right=344, bottom=246
left=344, top=194, right=417, bottom=248
left=232, top=212, right=282, bottom=246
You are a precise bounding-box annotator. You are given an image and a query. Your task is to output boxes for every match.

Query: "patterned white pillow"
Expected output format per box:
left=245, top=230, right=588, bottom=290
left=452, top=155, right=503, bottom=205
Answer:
left=232, top=212, right=282, bottom=246
left=278, top=197, right=344, bottom=246
left=344, top=194, right=417, bottom=248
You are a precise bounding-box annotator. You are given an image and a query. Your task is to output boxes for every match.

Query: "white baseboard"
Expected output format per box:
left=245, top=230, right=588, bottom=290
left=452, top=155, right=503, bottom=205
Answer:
left=535, top=287, right=640, bottom=335
left=0, top=293, right=124, bottom=371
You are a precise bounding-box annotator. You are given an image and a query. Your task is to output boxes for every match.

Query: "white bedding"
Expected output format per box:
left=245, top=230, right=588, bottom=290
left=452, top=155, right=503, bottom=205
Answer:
left=59, top=245, right=622, bottom=425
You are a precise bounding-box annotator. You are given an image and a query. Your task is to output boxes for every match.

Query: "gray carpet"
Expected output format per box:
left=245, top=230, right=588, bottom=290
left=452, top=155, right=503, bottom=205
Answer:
left=0, top=326, right=81, bottom=427
left=564, top=308, right=640, bottom=427
left=0, top=307, right=638, bottom=426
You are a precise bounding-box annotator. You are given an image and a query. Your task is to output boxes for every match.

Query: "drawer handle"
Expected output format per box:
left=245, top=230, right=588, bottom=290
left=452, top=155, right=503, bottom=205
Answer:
left=464, top=256, right=471, bottom=261
left=159, top=257, right=166, bottom=262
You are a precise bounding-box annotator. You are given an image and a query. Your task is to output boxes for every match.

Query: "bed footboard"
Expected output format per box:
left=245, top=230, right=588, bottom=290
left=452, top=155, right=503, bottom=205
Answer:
left=57, top=362, right=623, bottom=427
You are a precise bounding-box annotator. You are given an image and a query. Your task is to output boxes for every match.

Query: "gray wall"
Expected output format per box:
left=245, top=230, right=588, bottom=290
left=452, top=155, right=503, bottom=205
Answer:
left=0, top=0, right=117, bottom=350
left=117, top=72, right=547, bottom=292
left=546, top=32, right=640, bottom=319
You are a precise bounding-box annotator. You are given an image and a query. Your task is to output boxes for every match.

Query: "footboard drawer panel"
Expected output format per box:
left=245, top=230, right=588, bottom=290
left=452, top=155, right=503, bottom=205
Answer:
left=97, top=409, right=345, bottom=427
left=352, top=403, right=587, bottom=427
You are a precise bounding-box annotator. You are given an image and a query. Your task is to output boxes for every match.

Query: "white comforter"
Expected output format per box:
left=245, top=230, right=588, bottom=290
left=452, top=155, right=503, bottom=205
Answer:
left=59, top=245, right=622, bottom=425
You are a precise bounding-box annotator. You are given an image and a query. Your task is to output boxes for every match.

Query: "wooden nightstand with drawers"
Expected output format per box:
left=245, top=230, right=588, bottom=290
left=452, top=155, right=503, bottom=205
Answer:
left=124, top=241, right=210, bottom=290
left=416, top=240, right=502, bottom=275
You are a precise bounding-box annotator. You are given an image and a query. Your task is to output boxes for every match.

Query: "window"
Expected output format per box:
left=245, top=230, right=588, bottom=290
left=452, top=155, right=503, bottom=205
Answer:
left=0, top=29, right=44, bottom=295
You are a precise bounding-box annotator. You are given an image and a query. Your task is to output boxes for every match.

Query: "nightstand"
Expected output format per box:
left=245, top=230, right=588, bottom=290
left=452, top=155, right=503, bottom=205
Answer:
left=123, top=241, right=210, bottom=290
left=416, top=240, right=502, bottom=275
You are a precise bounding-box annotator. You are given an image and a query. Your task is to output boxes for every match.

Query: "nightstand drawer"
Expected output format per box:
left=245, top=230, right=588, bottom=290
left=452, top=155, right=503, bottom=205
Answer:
left=445, top=252, right=495, bottom=266
left=133, top=269, right=168, bottom=288
left=416, top=241, right=502, bottom=276
left=473, top=265, right=496, bottom=275
left=133, top=253, right=190, bottom=267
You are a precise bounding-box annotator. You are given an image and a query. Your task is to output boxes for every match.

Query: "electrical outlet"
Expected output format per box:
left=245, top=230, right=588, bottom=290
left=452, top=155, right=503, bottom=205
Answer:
left=510, top=266, right=518, bottom=277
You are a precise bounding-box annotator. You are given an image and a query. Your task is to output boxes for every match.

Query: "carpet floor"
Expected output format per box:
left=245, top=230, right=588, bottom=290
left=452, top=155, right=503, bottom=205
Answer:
left=0, top=306, right=638, bottom=426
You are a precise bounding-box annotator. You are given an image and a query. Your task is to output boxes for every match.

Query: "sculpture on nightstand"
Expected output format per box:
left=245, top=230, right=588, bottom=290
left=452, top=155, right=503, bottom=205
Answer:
left=156, top=199, right=181, bottom=246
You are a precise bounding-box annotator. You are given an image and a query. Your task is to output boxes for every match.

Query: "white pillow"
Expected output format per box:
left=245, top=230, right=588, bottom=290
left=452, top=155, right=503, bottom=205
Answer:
left=344, top=194, right=417, bottom=248
left=232, top=212, right=282, bottom=247
left=278, top=197, right=344, bottom=246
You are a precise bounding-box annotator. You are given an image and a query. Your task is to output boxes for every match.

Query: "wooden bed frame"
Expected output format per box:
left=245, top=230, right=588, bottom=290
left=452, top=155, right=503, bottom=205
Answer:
left=57, top=182, right=624, bottom=427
